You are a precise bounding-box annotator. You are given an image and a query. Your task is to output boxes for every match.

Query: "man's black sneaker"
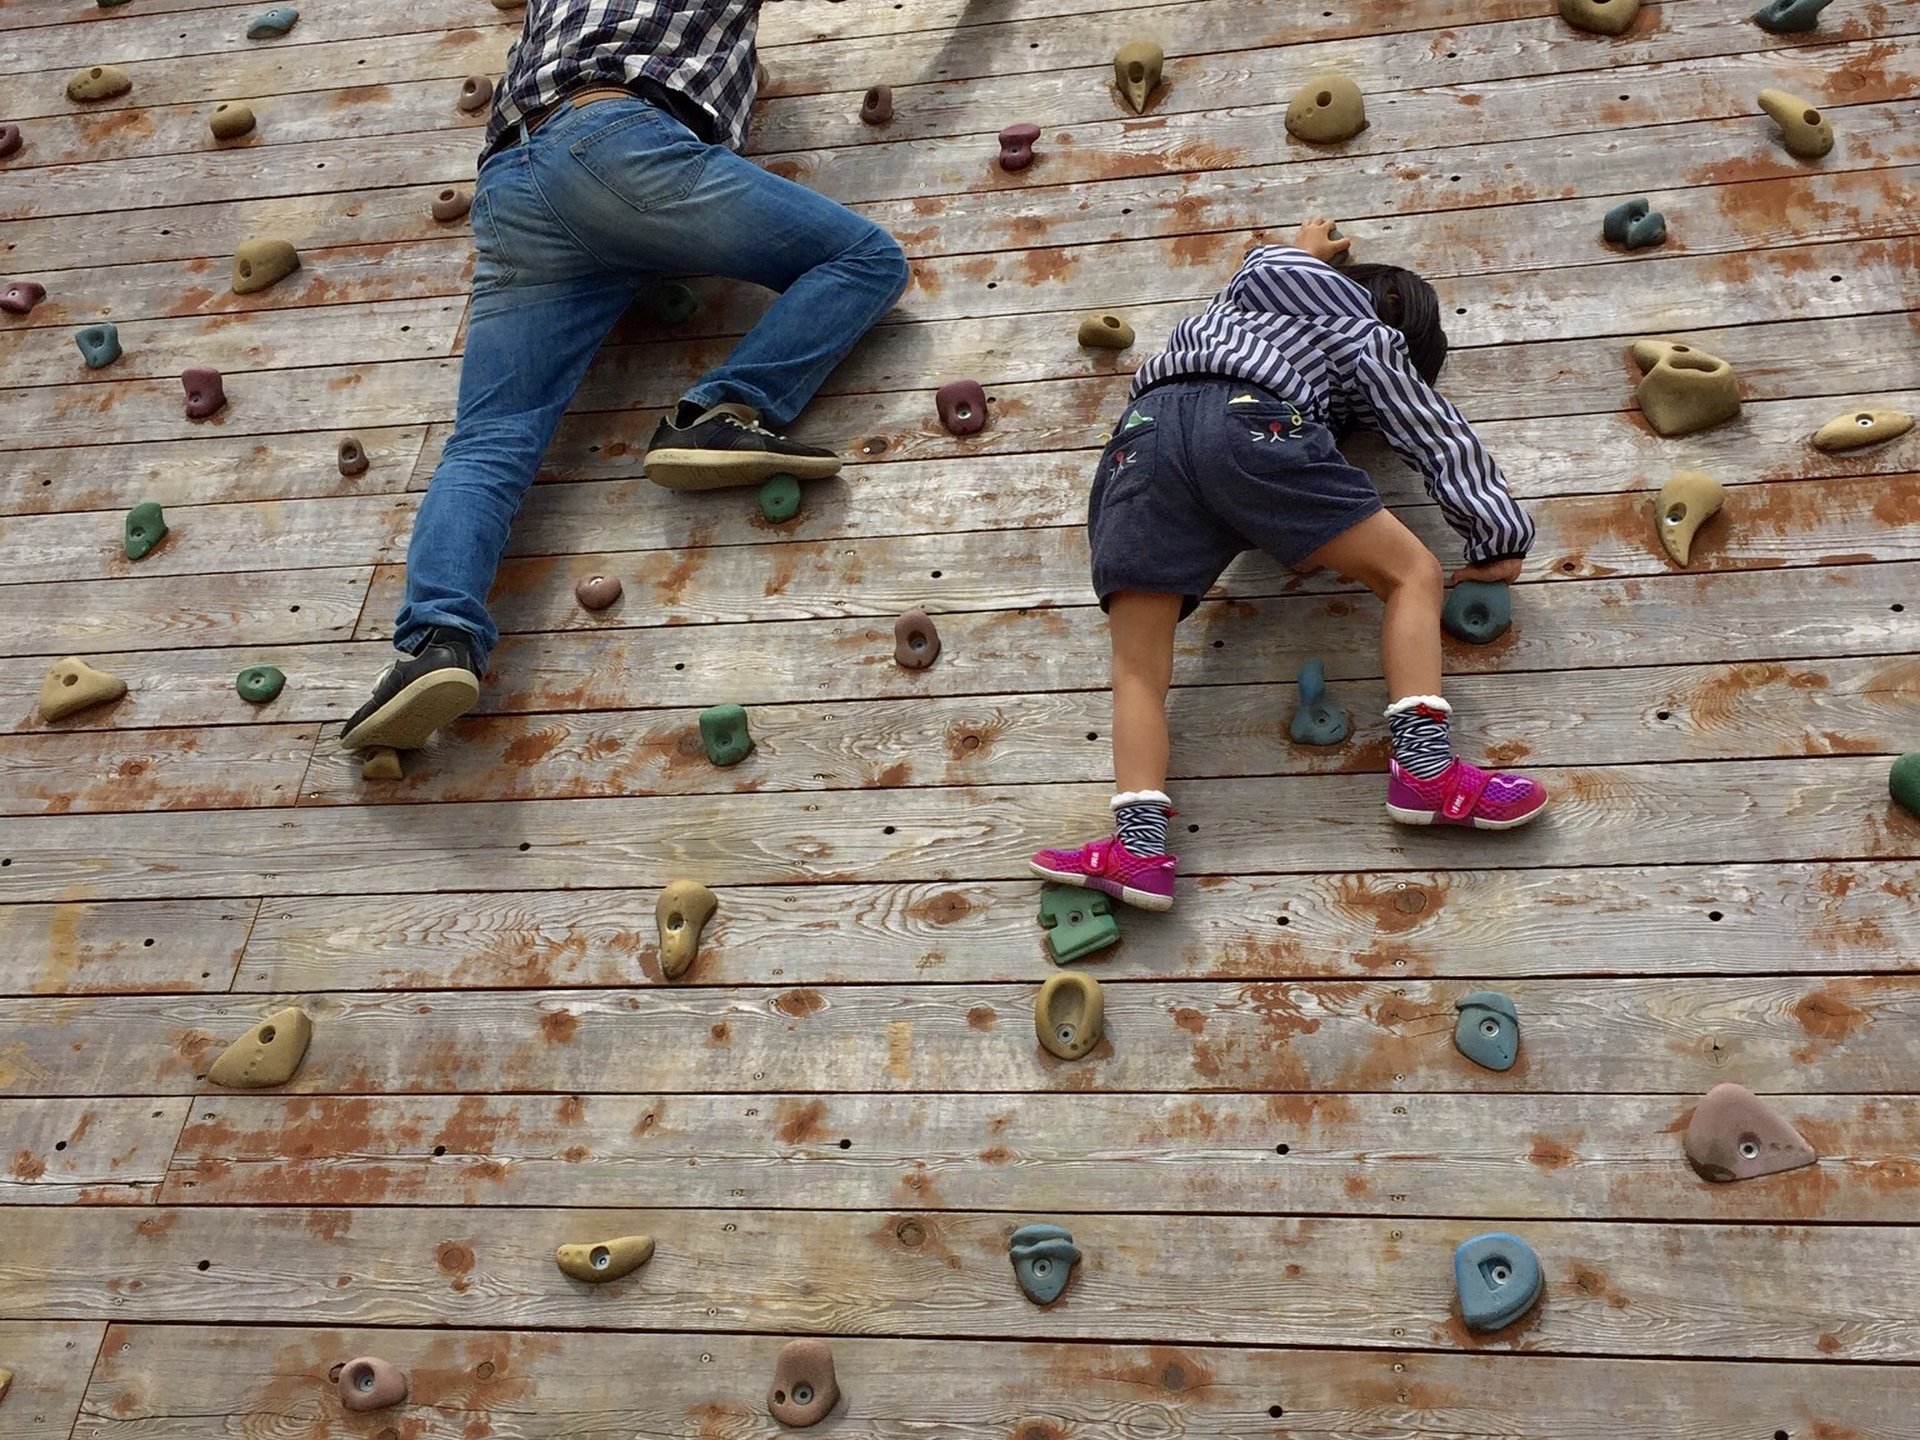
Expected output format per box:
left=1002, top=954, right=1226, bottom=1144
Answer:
left=340, top=626, right=483, bottom=751
left=644, top=402, right=842, bottom=491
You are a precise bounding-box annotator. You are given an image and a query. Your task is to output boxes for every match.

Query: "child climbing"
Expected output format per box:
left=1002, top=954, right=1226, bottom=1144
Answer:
left=1030, top=219, right=1548, bottom=913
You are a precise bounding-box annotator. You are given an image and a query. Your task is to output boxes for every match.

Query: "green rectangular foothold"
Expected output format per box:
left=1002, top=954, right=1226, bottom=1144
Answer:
left=697, top=704, right=753, bottom=767
left=1038, top=884, right=1121, bottom=964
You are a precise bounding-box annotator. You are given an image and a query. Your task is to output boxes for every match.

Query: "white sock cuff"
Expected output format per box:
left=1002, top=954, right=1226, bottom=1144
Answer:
left=1112, top=789, right=1173, bottom=811
left=1384, top=694, right=1451, bottom=719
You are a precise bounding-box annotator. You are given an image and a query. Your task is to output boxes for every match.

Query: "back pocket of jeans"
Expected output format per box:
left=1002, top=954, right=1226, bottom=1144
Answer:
left=570, top=105, right=709, bottom=211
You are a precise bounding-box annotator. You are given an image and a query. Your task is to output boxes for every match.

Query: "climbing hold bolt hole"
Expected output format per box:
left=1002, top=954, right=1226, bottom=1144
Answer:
left=62, top=673, right=78, bottom=688
left=475, top=1361, right=496, bottom=1380
left=1561, top=560, right=1577, bottom=573
left=1211, top=639, right=1224, bottom=649
left=1455, top=306, right=1467, bottom=315
left=1315, top=89, right=1333, bottom=107
left=666, top=912, right=685, bottom=931
left=1274, top=1143, right=1290, bottom=1155
left=1481, top=1018, right=1501, bottom=1037
left=1087, top=731, right=1099, bottom=741
left=143, top=937, right=154, bottom=947
left=432, top=1145, right=446, bottom=1156
left=1276, top=916, right=1290, bottom=926
left=930, top=569, right=943, bottom=578
left=1657, top=710, right=1671, bottom=721
left=196, top=1259, right=210, bottom=1271
left=258, top=1025, right=276, bottom=1044
left=1708, top=910, right=1724, bottom=922
left=55, top=1140, right=67, bottom=1151
left=1740, top=1138, right=1761, bottom=1159
left=883, top=825, right=896, bottom=835
left=289, top=604, right=300, bottom=613
left=1776, top=1431, right=1790, bottom=1440
left=1892, top=603, right=1905, bottom=612
left=1667, top=503, right=1689, bottom=524
left=1186, top=823, right=1199, bottom=833
left=837, top=1138, right=852, bottom=1149
left=674, top=662, right=685, bottom=670
left=1803, top=109, right=1820, bottom=124
left=1270, top=1407, right=1285, bottom=1419
left=590, top=1245, right=612, bottom=1269
left=986, top=281, right=997, bottom=289
left=1830, top=275, right=1842, bottom=283
left=518, top=842, right=531, bottom=852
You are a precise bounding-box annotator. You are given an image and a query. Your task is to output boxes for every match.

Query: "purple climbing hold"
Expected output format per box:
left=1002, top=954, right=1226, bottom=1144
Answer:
left=0, top=124, right=22, bottom=159
left=1, top=280, right=46, bottom=316
left=936, top=379, right=988, bottom=436
left=998, top=122, right=1041, bottom=172
left=182, top=367, right=227, bottom=419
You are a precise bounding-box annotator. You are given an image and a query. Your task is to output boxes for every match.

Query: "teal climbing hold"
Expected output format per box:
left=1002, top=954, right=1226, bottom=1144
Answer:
left=1454, top=990, right=1519, bottom=1072
left=758, top=474, right=802, bottom=524
left=75, top=323, right=121, bottom=369
left=1037, top=884, right=1120, bottom=964
left=246, top=6, right=299, bottom=38
left=1442, top=581, right=1512, bottom=644
left=235, top=665, right=285, bottom=704
left=1008, top=1223, right=1081, bottom=1304
left=1453, top=1233, right=1543, bottom=1332
left=1753, top=0, right=1831, bottom=32
left=1602, top=197, right=1667, bottom=249
left=1289, top=658, right=1351, bottom=746
left=124, top=501, right=167, bottom=560
left=1890, top=753, right=1920, bottom=817
left=698, top=704, right=753, bottom=767
left=642, top=282, right=698, bottom=325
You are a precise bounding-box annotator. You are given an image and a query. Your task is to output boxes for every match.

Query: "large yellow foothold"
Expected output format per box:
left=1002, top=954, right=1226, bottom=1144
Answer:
left=1285, top=73, right=1366, bottom=144
left=655, top=880, right=717, bottom=980
left=231, top=238, right=301, bottom=295
left=1654, top=471, right=1725, bottom=567
left=1630, top=339, right=1741, bottom=437
left=556, top=1235, right=654, bottom=1283
left=67, top=65, right=133, bottom=101
left=1560, top=0, right=1641, bottom=34
left=1757, top=88, right=1833, bottom=159
left=1812, top=409, right=1914, bottom=453
left=361, top=747, right=405, bottom=781
left=38, top=657, right=127, bottom=722
left=207, top=1006, right=313, bottom=1089
left=1035, top=971, right=1105, bottom=1061
left=1077, top=312, right=1135, bottom=350
left=1112, top=39, right=1163, bottom=114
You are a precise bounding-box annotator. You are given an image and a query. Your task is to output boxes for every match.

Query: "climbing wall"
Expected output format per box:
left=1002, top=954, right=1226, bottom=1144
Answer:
left=3, top=0, right=1920, bottom=1433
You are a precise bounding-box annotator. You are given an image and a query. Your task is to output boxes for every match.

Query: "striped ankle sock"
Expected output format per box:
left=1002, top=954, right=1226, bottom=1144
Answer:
left=1111, top=789, right=1172, bottom=855
left=1385, top=695, right=1454, bottom=780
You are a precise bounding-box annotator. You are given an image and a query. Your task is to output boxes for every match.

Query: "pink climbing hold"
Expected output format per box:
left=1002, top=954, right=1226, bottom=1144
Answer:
left=998, top=122, right=1041, bottom=172
left=182, top=366, right=227, bottom=419
left=936, top=379, right=988, bottom=436
left=1, top=280, right=45, bottom=315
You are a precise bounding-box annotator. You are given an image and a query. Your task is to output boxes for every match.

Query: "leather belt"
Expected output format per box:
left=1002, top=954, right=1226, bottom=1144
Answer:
left=524, top=85, right=637, bottom=136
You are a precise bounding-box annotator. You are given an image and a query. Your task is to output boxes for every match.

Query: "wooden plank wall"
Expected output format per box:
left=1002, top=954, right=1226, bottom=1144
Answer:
left=2, top=0, right=1918, bottom=1435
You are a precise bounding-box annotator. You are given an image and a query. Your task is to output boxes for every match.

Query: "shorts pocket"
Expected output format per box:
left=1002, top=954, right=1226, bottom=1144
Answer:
left=1090, top=414, right=1162, bottom=510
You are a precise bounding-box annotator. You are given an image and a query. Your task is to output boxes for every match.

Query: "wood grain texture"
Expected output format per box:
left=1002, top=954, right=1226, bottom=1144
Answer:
left=0, top=1097, right=187, bottom=1205
left=0, top=1320, right=107, bottom=1440
left=0, top=898, right=255, bottom=996
left=0, top=721, right=317, bottom=816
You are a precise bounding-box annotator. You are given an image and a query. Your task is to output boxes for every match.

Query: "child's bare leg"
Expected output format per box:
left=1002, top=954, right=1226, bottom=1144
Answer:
left=1108, top=590, right=1183, bottom=792
left=1298, top=511, right=1442, bottom=702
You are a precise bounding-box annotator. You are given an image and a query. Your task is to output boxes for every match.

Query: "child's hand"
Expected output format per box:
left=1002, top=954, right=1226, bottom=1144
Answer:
left=1451, top=557, right=1523, bottom=585
left=1292, top=216, right=1352, bottom=264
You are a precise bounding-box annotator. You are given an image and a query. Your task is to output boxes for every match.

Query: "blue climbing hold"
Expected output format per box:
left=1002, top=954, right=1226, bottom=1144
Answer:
left=1008, top=1223, right=1081, bottom=1304
left=74, top=322, right=121, bottom=369
left=1453, top=1232, right=1543, bottom=1332
left=1289, top=658, right=1351, bottom=746
left=1602, top=197, right=1667, bottom=249
left=1442, top=581, right=1512, bottom=645
left=1454, top=990, right=1519, bottom=1071
left=1753, top=0, right=1831, bottom=32
left=246, top=6, right=298, bottom=38
left=1038, top=884, right=1120, bottom=964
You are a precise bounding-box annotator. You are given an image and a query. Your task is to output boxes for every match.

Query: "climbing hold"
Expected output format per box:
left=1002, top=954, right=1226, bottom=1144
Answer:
left=1038, top=884, right=1120, bottom=964
left=655, top=880, right=717, bottom=981
left=893, top=609, right=941, bottom=669
left=231, top=238, right=301, bottom=295
left=1442, top=581, right=1511, bottom=645
left=1326, top=224, right=1353, bottom=266
left=756, top=61, right=770, bottom=91
left=1009, top=1223, right=1081, bottom=1304
left=245, top=7, right=299, bottom=39
left=337, top=1357, right=407, bottom=1413
left=1284, top=74, right=1366, bottom=144
left=1753, top=0, right=1832, bottom=32
left=759, top=474, right=802, bottom=524
left=209, top=103, right=255, bottom=140
left=491, top=0, right=526, bottom=8
left=361, top=748, right=404, bottom=781
left=1630, top=340, right=1741, bottom=437
left=1077, top=312, right=1135, bottom=350
left=1, top=280, right=46, bottom=315
left=124, top=501, right=168, bottom=560
left=555, top=1235, right=655, bottom=1284
left=38, top=657, right=127, bottom=722
left=207, top=1006, right=313, bottom=1088
left=74, top=323, right=121, bottom=369
left=1035, top=971, right=1105, bottom=1061
left=698, top=704, right=754, bottom=767
left=574, top=574, right=622, bottom=611
left=1453, top=1233, right=1544, bottom=1331
left=67, top=66, right=133, bottom=102
left=1684, top=1083, right=1817, bottom=1182
left=0, top=1368, right=10, bottom=1403
left=1889, top=754, right=1920, bottom=816
left=860, top=85, right=892, bottom=125
left=936, top=379, right=988, bottom=436
left=0, top=124, right=20, bottom=158
left=431, top=187, right=472, bottom=223
left=1560, top=0, right=1641, bottom=35
left=1654, top=471, right=1725, bottom=567
left=337, top=436, right=370, bottom=477
left=768, top=1339, right=839, bottom=1429
left=1289, top=658, right=1351, bottom=746
left=641, top=282, right=699, bottom=325
left=998, top=122, right=1041, bottom=172
left=182, top=366, right=227, bottom=420
left=458, top=75, right=494, bottom=113
left=99, top=0, right=135, bottom=6
left=1812, top=409, right=1914, bottom=453
left=1601, top=196, right=1666, bottom=249
left=1757, top=88, right=1833, bottom=159
left=1453, top=990, right=1520, bottom=1072
left=1113, top=39, right=1164, bottom=114
left=235, top=665, right=285, bottom=704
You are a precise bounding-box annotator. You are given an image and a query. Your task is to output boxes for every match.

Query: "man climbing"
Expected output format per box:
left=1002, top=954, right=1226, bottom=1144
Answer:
left=342, top=0, right=913, bottom=751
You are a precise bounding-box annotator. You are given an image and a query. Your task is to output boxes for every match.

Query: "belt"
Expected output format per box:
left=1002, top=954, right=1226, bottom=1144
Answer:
left=516, top=77, right=717, bottom=146
left=524, top=86, right=639, bottom=136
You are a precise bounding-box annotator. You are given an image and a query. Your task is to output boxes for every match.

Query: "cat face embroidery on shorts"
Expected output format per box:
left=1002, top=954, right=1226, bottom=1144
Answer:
left=1231, top=394, right=1305, bottom=444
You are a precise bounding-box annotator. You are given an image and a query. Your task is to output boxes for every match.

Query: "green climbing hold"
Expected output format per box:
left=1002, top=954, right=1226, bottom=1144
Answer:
left=1754, top=0, right=1831, bottom=32
left=75, top=323, right=121, bottom=369
left=1891, top=754, right=1920, bottom=817
left=123, top=501, right=167, bottom=561
left=235, top=665, right=285, bottom=704
left=642, top=282, right=698, bottom=325
left=758, top=474, right=802, bottom=524
left=246, top=6, right=299, bottom=38
left=698, top=704, right=753, bottom=767
left=1037, top=883, right=1121, bottom=964
left=1454, top=990, right=1520, bottom=1072
left=1289, top=658, right=1351, bottom=746
left=1602, top=197, right=1667, bottom=249
left=1442, top=581, right=1512, bottom=645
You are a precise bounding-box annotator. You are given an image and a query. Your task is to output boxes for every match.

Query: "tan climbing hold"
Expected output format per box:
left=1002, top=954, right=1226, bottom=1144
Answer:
left=1812, top=409, right=1914, bottom=452
left=1685, top=1082, right=1816, bottom=1182
left=1077, top=312, right=1135, bottom=350
left=1112, top=39, right=1163, bottom=114
left=1758, top=88, right=1833, bottom=159
left=361, top=748, right=404, bottom=781
left=431, top=187, right=473, bottom=223
left=490, top=0, right=526, bottom=7
left=768, top=1339, right=840, bottom=1428
left=1561, top=0, right=1641, bottom=34
left=38, top=657, right=126, bottom=722
left=67, top=65, right=132, bottom=102
left=0, top=1367, right=12, bottom=1404
left=556, top=1235, right=654, bottom=1283
left=1630, top=339, right=1741, bottom=437
left=207, top=1006, right=313, bottom=1089
left=1285, top=73, right=1366, bottom=144
left=209, top=103, right=255, bottom=140
left=1654, top=471, right=1725, bottom=567
left=231, top=238, right=300, bottom=295
left=656, top=880, right=717, bottom=980
left=1035, top=971, right=1104, bottom=1061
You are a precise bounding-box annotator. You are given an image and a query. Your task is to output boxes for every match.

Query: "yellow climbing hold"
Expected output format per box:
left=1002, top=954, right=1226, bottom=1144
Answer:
left=231, top=238, right=300, bottom=295
left=1285, top=73, right=1366, bottom=144
left=556, top=1235, right=654, bottom=1283
left=1654, top=471, right=1725, bottom=567
left=1757, top=88, right=1833, bottom=159
left=38, top=657, right=127, bottom=722
left=67, top=65, right=132, bottom=101
left=207, top=1006, right=313, bottom=1089
left=1812, top=409, right=1914, bottom=453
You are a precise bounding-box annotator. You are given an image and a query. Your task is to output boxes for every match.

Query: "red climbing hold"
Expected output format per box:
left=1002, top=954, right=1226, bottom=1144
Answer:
left=893, top=609, right=941, bottom=669
left=1, top=280, right=46, bottom=315
left=936, top=379, right=988, bottom=436
left=182, top=366, right=227, bottom=419
left=998, top=122, right=1041, bottom=171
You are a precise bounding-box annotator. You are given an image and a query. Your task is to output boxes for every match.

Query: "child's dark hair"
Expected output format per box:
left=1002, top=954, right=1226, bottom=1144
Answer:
left=1340, top=263, right=1448, bottom=386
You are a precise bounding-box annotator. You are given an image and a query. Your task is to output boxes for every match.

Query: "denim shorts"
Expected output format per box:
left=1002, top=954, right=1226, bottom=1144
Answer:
left=1086, top=376, right=1383, bottom=618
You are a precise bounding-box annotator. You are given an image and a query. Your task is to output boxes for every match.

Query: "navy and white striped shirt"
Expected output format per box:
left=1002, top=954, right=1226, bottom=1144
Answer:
left=1134, top=246, right=1535, bottom=563
left=485, top=1, right=762, bottom=162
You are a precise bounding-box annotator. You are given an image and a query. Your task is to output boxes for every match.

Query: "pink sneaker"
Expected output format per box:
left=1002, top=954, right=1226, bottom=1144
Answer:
left=1029, top=834, right=1177, bottom=911
left=1386, top=758, right=1547, bottom=830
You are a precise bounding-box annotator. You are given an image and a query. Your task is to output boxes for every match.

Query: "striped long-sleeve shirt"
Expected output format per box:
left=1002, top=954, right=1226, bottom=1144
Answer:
left=1132, top=246, right=1535, bottom=564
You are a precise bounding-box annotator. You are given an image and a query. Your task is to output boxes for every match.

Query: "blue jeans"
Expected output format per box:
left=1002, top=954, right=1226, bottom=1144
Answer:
left=394, top=98, right=911, bottom=662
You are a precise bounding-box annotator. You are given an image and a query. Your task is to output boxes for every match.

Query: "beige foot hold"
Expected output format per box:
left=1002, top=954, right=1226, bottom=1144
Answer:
left=556, top=1235, right=654, bottom=1283
left=1035, top=971, right=1104, bottom=1061
left=231, top=238, right=301, bottom=295
left=361, top=747, right=404, bottom=781
left=208, top=1005, right=312, bottom=1088
left=1655, top=471, right=1725, bottom=567
left=39, top=657, right=127, bottom=722
left=1077, top=312, right=1135, bottom=350
left=656, top=880, right=717, bottom=980
left=1285, top=73, right=1366, bottom=144
left=209, top=102, right=255, bottom=140
left=768, top=1339, right=840, bottom=1428
left=1560, top=0, right=1641, bottom=34
left=1757, top=88, right=1833, bottom=159
left=0, top=1367, right=12, bottom=1404
left=1630, top=339, right=1741, bottom=437
left=1812, top=408, right=1913, bottom=453
left=1112, top=39, right=1163, bottom=114
left=67, top=65, right=133, bottom=101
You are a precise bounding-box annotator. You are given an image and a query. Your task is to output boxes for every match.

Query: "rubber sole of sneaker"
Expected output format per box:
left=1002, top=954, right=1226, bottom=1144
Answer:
left=1385, top=801, right=1545, bottom=831
left=644, top=446, right=842, bottom=491
left=341, top=668, right=480, bottom=751
left=1027, top=860, right=1175, bottom=912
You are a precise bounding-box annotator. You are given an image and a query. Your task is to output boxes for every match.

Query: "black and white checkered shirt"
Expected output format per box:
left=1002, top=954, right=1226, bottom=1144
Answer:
left=484, top=1, right=762, bottom=161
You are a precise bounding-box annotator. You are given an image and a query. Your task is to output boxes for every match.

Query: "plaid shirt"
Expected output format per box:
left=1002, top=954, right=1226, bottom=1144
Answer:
left=484, top=0, right=762, bottom=160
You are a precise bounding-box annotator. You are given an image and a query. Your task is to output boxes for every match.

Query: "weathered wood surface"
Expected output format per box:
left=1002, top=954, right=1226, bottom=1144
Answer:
left=0, top=721, right=317, bottom=816
left=0, top=566, right=369, bottom=658
left=0, top=1320, right=107, bottom=1440
left=0, top=897, right=255, bottom=996
left=162, top=1089, right=1920, bottom=1223
left=0, top=1098, right=186, bottom=1205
